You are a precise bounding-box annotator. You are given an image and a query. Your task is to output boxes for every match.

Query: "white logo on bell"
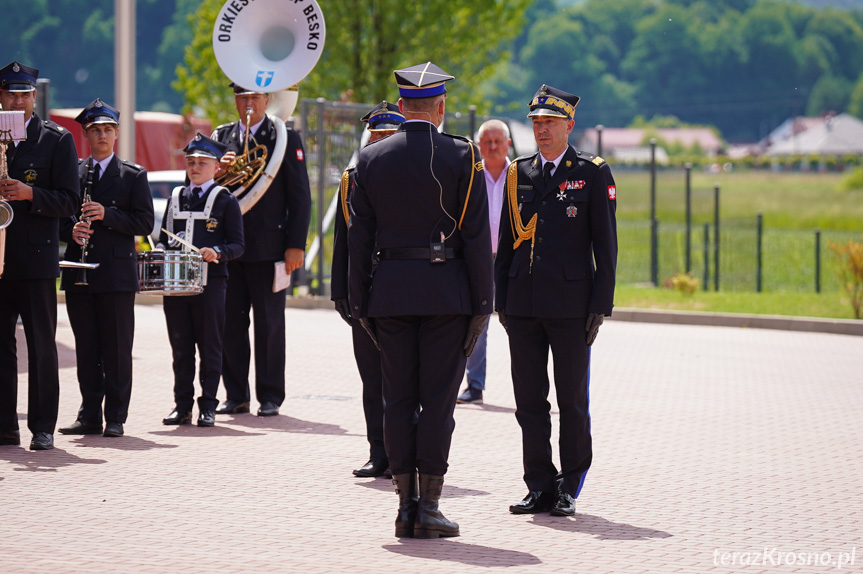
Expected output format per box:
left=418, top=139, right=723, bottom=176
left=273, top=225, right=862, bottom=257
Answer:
left=256, top=71, right=274, bottom=88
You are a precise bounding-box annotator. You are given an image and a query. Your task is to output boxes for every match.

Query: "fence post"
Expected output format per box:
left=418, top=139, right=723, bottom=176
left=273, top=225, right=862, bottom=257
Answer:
left=815, top=228, right=821, bottom=293
left=468, top=105, right=477, bottom=139
left=315, top=97, right=326, bottom=296
left=756, top=212, right=763, bottom=293
left=703, top=223, right=710, bottom=291
left=714, top=184, right=720, bottom=292
left=596, top=124, right=604, bottom=158
left=650, top=138, right=658, bottom=286
left=685, top=163, right=692, bottom=274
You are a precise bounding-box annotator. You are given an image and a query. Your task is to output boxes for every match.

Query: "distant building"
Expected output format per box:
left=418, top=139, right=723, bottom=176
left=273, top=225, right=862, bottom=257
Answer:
left=764, top=113, right=863, bottom=156
left=576, top=126, right=723, bottom=164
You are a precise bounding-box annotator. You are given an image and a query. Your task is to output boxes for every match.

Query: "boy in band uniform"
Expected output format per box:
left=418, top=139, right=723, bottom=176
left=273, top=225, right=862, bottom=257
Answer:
left=59, top=99, right=154, bottom=438
left=158, top=134, right=244, bottom=427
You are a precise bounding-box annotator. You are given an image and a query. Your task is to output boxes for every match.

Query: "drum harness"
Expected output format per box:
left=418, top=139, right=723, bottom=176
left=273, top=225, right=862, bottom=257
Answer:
left=166, top=185, right=226, bottom=286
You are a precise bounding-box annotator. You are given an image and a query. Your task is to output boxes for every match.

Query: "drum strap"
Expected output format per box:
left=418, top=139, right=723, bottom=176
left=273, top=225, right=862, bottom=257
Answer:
left=169, top=185, right=225, bottom=251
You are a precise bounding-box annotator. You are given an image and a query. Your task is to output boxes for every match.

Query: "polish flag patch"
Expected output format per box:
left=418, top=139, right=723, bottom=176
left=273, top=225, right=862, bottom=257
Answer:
left=608, top=185, right=617, bottom=200
left=296, top=149, right=304, bottom=161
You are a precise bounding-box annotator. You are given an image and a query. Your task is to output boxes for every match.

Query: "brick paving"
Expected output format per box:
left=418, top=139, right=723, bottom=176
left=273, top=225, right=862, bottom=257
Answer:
left=1, top=304, right=861, bottom=573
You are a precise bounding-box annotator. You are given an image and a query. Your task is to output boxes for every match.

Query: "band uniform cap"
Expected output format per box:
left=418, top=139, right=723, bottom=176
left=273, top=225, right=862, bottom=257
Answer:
left=230, top=82, right=266, bottom=96
left=394, top=62, right=453, bottom=98
left=0, top=61, right=39, bottom=92
left=183, top=132, right=227, bottom=159
left=527, top=84, right=579, bottom=120
left=75, top=98, right=120, bottom=129
left=361, top=101, right=405, bottom=131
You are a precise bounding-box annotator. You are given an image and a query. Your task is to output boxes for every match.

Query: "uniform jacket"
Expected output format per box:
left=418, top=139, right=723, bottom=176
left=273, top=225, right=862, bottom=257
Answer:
left=212, top=117, right=311, bottom=262
left=60, top=155, right=155, bottom=292
left=330, top=165, right=354, bottom=301
left=494, top=145, right=617, bottom=318
left=349, top=121, right=493, bottom=318
left=3, top=113, right=79, bottom=280
left=157, top=185, right=245, bottom=279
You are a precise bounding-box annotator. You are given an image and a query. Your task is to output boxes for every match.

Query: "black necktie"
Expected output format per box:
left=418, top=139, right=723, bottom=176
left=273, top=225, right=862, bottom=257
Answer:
left=93, top=163, right=101, bottom=180
left=193, top=186, right=203, bottom=198
left=543, top=162, right=554, bottom=185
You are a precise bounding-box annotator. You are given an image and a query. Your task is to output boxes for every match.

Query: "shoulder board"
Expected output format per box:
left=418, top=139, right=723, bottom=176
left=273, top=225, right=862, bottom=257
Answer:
left=441, top=132, right=474, bottom=145
left=514, top=153, right=535, bottom=164
left=78, top=158, right=85, bottom=165
left=213, top=122, right=235, bottom=133
left=43, top=120, right=65, bottom=133
left=576, top=150, right=606, bottom=167
left=121, top=159, right=144, bottom=171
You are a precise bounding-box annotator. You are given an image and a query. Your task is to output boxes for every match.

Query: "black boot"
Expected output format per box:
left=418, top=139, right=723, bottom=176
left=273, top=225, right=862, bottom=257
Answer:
left=414, top=474, right=459, bottom=539
left=392, top=472, right=418, bottom=538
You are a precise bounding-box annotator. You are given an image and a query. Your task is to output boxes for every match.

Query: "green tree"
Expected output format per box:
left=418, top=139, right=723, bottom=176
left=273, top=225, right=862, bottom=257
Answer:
left=847, top=71, right=863, bottom=118
left=175, top=0, right=531, bottom=125
left=806, top=74, right=854, bottom=114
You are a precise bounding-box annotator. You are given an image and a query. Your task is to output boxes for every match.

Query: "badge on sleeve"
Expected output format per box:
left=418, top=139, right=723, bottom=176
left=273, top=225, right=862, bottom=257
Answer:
left=608, top=185, right=617, bottom=200
left=296, top=149, right=304, bottom=161
left=206, top=218, right=219, bottom=231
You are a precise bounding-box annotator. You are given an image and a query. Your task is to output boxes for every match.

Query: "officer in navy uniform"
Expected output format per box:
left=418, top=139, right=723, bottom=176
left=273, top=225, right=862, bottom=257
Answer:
left=212, top=83, right=311, bottom=418
left=495, top=85, right=617, bottom=517
left=58, top=99, right=154, bottom=438
left=158, top=133, right=245, bottom=427
left=349, top=62, right=493, bottom=539
left=0, top=61, right=79, bottom=451
left=332, top=101, right=404, bottom=479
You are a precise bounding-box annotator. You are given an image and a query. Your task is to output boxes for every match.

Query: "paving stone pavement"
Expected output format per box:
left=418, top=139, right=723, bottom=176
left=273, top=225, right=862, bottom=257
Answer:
left=1, top=304, right=861, bottom=573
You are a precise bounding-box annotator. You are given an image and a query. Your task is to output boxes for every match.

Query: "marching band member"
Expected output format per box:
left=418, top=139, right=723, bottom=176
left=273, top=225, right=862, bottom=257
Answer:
left=0, top=61, right=79, bottom=451
left=158, top=133, right=244, bottom=428
left=331, top=101, right=404, bottom=479
left=58, top=99, right=154, bottom=438
left=213, top=83, right=312, bottom=418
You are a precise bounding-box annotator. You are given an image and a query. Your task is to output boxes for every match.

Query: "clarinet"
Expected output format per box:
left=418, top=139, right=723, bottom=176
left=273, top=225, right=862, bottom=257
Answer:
left=75, top=159, right=97, bottom=286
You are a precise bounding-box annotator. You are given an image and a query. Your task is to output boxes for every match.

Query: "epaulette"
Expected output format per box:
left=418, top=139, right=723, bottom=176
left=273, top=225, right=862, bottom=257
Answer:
left=576, top=150, right=606, bottom=167
left=213, top=122, right=234, bottom=133
left=514, top=153, right=534, bottom=164
left=78, top=158, right=85, bottom=165
left=441, top=132, right=473, bottom=145
left=122, top=159, right=144, bottom=171
left=43, top=120, right=65, bottom=133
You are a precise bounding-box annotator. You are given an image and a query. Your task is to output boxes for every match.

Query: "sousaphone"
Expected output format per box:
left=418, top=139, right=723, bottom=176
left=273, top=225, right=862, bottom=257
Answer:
left=211, top=0, right=325, bottom=212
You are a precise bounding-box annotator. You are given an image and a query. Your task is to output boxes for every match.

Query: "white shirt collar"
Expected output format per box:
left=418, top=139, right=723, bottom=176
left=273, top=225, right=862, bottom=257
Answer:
left=239, top=117, right=266, bottom=138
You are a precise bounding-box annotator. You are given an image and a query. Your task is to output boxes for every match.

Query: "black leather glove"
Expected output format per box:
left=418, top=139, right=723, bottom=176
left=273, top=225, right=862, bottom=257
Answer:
left=333, top=298, right=352, bottom=326
left=358, top=317, right=381, bottom=351
left=463, top=315, right=489, bottom=357
left=498, top=310, right=509, bottom=332
left=585, top=313, right=604, bottom=346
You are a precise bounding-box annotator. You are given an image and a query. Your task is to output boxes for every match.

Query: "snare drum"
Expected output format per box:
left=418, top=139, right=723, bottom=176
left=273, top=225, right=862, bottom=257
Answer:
left=137, top=251, right=204, bottom=296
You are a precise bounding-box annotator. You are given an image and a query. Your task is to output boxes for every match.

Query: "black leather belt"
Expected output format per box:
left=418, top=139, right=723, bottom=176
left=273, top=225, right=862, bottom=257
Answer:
left=377, top=247, right=464, bottom=260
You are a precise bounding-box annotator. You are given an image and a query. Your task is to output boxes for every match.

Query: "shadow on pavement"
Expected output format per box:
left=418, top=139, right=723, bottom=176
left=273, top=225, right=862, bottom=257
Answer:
left=0, top=447, right=107, bottom=472
left=69, top=435, right=180, bottom=451
left=148, top=425, right=265, bottom=438
left=530, top=512, right=673, bottom=541
left=384, top=539, right=541, bottom=566
left=354, top=478, right=395, bottom=493
left=225, top=414, right=354, bottom=436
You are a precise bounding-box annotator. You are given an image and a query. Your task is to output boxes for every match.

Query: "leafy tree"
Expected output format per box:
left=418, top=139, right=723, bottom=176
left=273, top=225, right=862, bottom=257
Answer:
left=175, top=0, right=532, bottom=125
left=807, top=74, right=854, bottom=114
left=847, top=71, right=863, bottom=118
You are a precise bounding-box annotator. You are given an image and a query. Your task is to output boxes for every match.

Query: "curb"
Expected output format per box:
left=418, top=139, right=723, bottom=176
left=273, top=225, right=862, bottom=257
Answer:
left=58, top=293, right=863, bottom=337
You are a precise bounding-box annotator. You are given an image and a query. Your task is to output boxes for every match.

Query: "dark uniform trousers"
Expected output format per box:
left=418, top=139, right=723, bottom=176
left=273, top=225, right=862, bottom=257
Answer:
left=0, top=279, right=60, bottom=433
left=65, top=291, right=135, bottom=424
left=376, top=314, right=469, bottom=477
left=164, top=277, right=227, bottom=412
left=507, top=316, right=592, bottom=497
left=222, top=261, right=285, bottom=406
left=0, top=113, right=79, bottom=435
left=214, top=119, right=311, bottom=409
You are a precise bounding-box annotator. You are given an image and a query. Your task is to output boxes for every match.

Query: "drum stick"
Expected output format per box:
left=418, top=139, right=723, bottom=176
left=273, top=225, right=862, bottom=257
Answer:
left=161, top=227, right=218, bottom=264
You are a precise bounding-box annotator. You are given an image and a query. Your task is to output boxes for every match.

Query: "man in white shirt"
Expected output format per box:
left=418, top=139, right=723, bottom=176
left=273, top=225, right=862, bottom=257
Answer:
left=457, top=119, right=511, bottom=405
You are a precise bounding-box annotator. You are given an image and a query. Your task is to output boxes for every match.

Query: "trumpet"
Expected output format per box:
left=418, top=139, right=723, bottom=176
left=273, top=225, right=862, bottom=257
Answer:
left=215, top=107, right=268, bottom=190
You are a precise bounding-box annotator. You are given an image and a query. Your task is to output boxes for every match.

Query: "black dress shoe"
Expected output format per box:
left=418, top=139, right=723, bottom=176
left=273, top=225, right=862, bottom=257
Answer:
left=353, top=457, right=390, bottom=478
left=215, top=399, right=250, bottom=415
left=550, top=490, right=576, bottom=516
left=257, top=401, right=280, bottom=417
left=162, top=408, right=192, bottom=425
left=197, top=410, right=216, bottom=427
left=509, top=491, right=554, bottom=514
left=103, top=422, right=124, bottom=437
left=29, top=432, right=54, bottom=451
left=58, top=420, right=103, bottom=435
left=0, top=430, right=20, bottom=446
